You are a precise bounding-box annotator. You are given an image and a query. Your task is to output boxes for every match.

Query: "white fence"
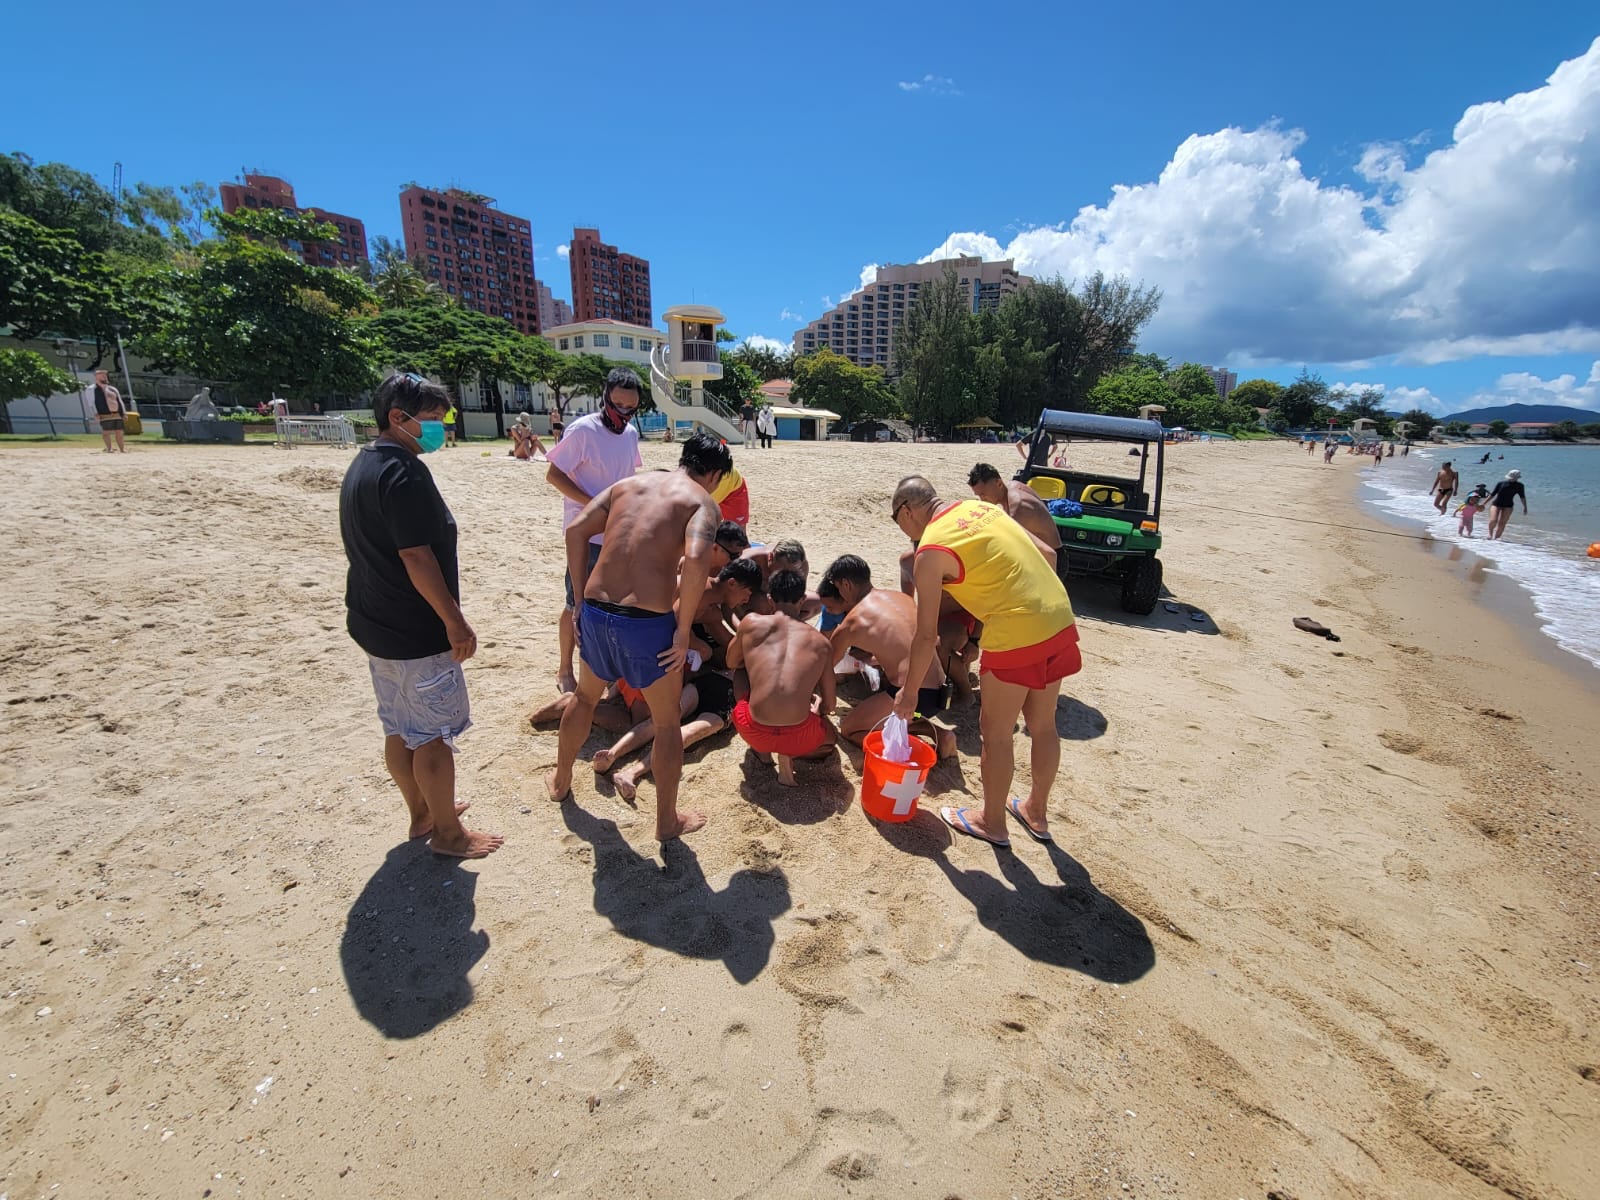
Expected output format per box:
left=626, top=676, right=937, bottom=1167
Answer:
left=274, top=415, right=358, bottom=449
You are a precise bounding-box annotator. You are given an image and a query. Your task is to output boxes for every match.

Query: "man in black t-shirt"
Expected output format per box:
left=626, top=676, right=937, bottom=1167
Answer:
left=739, top=400, right=756, bottom=443
left=1486, top=469, right=1528, bottom=541
left=340, top=372, right=503, bottom=860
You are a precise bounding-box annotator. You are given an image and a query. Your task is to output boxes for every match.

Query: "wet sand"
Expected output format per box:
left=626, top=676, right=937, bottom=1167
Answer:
left=1, top=437, right=1595, bottom=1199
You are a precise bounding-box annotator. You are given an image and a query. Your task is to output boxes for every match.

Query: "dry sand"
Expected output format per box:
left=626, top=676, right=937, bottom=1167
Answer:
left=1, top=435, right=1596, bottom=1199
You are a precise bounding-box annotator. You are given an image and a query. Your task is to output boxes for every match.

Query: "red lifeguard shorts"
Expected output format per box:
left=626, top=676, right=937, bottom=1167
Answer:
left=980, top=624, right=1082, bottom=689
left=718, top=482, right=750, bottom=526
left=732, top=699, right=827, bottom=757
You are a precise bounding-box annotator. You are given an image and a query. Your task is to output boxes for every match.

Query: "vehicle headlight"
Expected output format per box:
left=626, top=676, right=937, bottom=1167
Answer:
left=1105, top=534, right=1124, bottom=547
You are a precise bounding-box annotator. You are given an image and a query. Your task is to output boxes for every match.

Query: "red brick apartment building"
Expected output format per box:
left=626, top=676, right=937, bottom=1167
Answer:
left=218, top=172, right=368, bottom=268
left=569, top=227, right=651, bottom=327
left=399, top=185, right=539, bottom=335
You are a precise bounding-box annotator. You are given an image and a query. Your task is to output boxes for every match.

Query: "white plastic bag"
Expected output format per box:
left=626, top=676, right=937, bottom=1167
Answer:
left=881, top=714, right=912, bottom=764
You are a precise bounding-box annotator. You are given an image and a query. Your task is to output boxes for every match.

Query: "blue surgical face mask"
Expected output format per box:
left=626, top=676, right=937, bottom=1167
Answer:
left=398, top=412, right=446, bottom=453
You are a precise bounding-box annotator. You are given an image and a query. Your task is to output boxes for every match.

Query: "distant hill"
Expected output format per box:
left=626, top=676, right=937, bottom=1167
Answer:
left=1439, top=402, right=1600, bottom=424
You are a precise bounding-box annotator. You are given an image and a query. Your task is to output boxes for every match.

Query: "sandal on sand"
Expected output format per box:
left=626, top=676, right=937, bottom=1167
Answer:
left=1007, top=797, right=1053, bottom=844
left=939, top=806, right=1010, bottom=848
left=1293, top=616, right=1342, bottom=642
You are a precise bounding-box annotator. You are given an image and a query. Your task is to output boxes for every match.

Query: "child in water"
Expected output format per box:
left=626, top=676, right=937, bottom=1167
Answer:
left=1457, top=484, right=1489, bottom=536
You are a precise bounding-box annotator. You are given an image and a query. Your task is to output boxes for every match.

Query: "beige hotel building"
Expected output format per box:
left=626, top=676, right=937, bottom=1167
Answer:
left=793, top=256, right=1029, bottom=371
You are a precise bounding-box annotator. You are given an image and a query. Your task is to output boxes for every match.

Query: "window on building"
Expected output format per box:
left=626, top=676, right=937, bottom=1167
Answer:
left=573, top=335, right=585, bottom=348
left=639, top=339, right=652, bottom=351
left=619, top=336, right=633, bottom=350
left=593, top=333, right=610, bottom=347
left=558, top=338, right=569, bottom=350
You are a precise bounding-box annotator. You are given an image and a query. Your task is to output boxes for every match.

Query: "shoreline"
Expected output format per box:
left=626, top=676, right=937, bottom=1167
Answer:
left=1348, top=465, right=1600, bottom=690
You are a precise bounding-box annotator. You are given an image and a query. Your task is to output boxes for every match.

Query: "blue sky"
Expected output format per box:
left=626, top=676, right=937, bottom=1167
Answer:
left=6, top=1, right=1599, bottom=414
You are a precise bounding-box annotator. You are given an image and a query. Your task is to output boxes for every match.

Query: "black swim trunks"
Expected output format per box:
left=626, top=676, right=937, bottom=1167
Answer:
left=691, top=672, right=736, bottom=721
left=881, top=679, right=948, bottom=715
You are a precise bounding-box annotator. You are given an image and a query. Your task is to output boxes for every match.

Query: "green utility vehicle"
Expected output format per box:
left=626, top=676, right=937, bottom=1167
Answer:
left=1015, top=409, right=1166, bottom=614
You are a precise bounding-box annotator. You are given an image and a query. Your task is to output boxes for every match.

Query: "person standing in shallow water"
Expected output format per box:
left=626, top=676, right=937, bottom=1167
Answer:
left=339, top=372, right=503, bottom=859
left=1486, top=469, right=1528, bottom=540
left=1430, top=461, right=1458, bottom=514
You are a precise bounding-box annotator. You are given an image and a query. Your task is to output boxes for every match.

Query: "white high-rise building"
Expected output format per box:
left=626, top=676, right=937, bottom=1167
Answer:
left=794, top=257, right=1029, bottom=372
left=1205, top=366, right=1238, bottom=399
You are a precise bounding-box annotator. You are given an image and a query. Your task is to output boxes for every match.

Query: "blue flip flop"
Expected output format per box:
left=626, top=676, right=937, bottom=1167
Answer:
left=1007, top=797, right=1053, bottom=844
left=939, top=806, right=1010, bottom=848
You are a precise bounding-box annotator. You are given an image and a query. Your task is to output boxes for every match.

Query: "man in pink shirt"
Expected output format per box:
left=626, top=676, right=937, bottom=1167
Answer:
left=545, top=369, right=645, bottom=692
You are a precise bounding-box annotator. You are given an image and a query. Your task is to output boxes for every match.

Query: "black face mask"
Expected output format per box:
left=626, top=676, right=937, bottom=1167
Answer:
left=600, top=393, right=638, bottom=434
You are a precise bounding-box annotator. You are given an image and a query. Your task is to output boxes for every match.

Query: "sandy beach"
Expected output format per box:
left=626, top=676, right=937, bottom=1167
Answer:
left=1, top=435, right=1596, bottom=1199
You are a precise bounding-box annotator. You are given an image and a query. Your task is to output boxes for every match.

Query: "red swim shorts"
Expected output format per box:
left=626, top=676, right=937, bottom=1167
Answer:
left=718, top=482, right=750, bottom=527
left=980, top=624, right=1081, bottom=689
left=732, top=699, right=827, bottom=758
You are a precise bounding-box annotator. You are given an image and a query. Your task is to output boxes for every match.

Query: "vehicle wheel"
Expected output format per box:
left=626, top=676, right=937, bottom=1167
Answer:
left=1119, top=556, right=1162, bottom=615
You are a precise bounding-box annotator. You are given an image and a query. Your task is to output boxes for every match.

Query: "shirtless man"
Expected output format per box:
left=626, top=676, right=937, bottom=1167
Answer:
left=1430, top=461, right=1459, bottom=515
left=725, top=571, right=837, bottom=786
left=689, top=557, right=761, bottom=668
left=968, top=462, right=1061, bottom=571
left=819, top=555, right=956, bottom=759
left=544, top=431, right=731, bottom=840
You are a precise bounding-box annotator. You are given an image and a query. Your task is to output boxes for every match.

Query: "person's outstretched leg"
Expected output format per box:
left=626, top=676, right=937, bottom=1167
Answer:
left=615, top=712, right=725, bottom=801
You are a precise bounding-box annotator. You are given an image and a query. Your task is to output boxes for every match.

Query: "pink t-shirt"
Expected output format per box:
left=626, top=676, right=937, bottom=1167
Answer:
left=545, top=412, right=642, bottom=544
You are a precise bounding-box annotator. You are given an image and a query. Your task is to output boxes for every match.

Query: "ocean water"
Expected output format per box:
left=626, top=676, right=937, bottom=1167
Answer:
left=1357, top=444, right=1600, bottom=671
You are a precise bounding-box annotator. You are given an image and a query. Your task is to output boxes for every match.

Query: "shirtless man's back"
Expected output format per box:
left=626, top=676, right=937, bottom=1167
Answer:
left=727, top=573, right=836, bottom=785
left=967, top=462, right=1060, bottom=569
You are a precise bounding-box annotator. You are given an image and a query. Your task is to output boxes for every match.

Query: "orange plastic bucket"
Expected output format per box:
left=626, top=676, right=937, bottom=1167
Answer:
left=860, top=731, right=936, bottom=822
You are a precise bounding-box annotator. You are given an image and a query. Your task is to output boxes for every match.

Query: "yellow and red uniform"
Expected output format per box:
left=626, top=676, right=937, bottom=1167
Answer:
left=917, top=499, right=1080, bottom=687
left=711, top=466, right=749, bottom=526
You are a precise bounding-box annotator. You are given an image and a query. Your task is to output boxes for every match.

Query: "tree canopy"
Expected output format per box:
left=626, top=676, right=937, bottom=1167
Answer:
left=790, top=348, right=898, bottom=426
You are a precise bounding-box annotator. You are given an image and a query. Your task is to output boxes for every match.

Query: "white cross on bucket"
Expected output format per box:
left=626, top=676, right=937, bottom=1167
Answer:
left=879, top=767, right=926, bottom=816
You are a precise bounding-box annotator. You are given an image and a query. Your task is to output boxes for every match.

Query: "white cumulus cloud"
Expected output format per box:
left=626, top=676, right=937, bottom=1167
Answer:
left=740, top=335, right=790, bottom=355
left=903, top=38, right=1600, bottom=369
left=898, top=74, right=960, bottom=96
left=556, top=244, right=569, bottom=259
left=779, top=307, right=805, bottom=323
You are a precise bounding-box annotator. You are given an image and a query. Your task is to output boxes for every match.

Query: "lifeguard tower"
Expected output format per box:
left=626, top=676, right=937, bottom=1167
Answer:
left=647, top=304, right=744, bottom=444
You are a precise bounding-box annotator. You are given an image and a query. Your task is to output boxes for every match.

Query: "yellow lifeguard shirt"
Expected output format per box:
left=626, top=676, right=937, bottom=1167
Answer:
left=710, top=466, right=744, bottom=504
left=917, top=499, right=1074, bottom=653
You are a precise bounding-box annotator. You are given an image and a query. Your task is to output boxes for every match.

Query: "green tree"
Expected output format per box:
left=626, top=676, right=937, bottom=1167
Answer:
left=130, top=208, right=380, bottom=403
left=367, top=236, right=441, bottom=310
left=365, top=301, right=534, bottom=433
left=0, top=209, right=122, bottom=342
left=993, top=273, right=1161, bottom=413
left=1229, top=378, right=1284, bottom=412
left=0, top=153, right=120, bottom=253
left=1443, top=421, right=1470, bottom=436
left=1339, top=387, right=1386, bottom=422
left=1487, top=419, right=1510, bottom=438
left=790, top=348, right=898, bottom=426
left=1085, top=366, right=1170, bottom=419
left=1396, top=408, right=1438, bottom=439
left=729, top=339, right=794, bottom=382
left=982, top=304, right=1049, bottom=429
left=1165, top=362, right=1229, bottom=429
left=1550, top=419, right=1580, bottom=441
left=893, top=263, right=995, bottom=437
left=0, top=348, right=76, bottom=435
left=1579, top=423, right=1600, bottom=439
left=1270, top=370, right=1330, bottom=428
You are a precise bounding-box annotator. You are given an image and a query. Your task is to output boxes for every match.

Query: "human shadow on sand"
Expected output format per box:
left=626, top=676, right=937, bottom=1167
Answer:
left=737, top=749, right=854, bottom=823
left=563, top=802, right=790, bottom=983
left=339, top=842, right=490, bottom=1039
left=932, top=839, right=1154, bottom=983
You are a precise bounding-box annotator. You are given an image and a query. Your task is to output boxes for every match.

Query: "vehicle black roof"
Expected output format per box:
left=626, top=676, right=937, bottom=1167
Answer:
left=1036, top=409, right=1165, bottom=441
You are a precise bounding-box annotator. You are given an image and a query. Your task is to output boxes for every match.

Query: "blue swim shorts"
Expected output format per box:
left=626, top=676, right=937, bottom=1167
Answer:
left=579, top=600, right=677, bottom=691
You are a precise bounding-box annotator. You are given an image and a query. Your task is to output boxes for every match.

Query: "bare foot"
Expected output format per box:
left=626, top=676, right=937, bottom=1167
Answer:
left=657, top=809, right=707, bottom=841
left=613, top=767, right=643, bottom=802
left=592, top=748, right=617, bottom=774
left=544, top=769, right=572, bottom=803
left=776, top=756, right=799, bottom=787
left=409, top=799, right=472, bottom=839
left=426, top=827, right=505, bottom=858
